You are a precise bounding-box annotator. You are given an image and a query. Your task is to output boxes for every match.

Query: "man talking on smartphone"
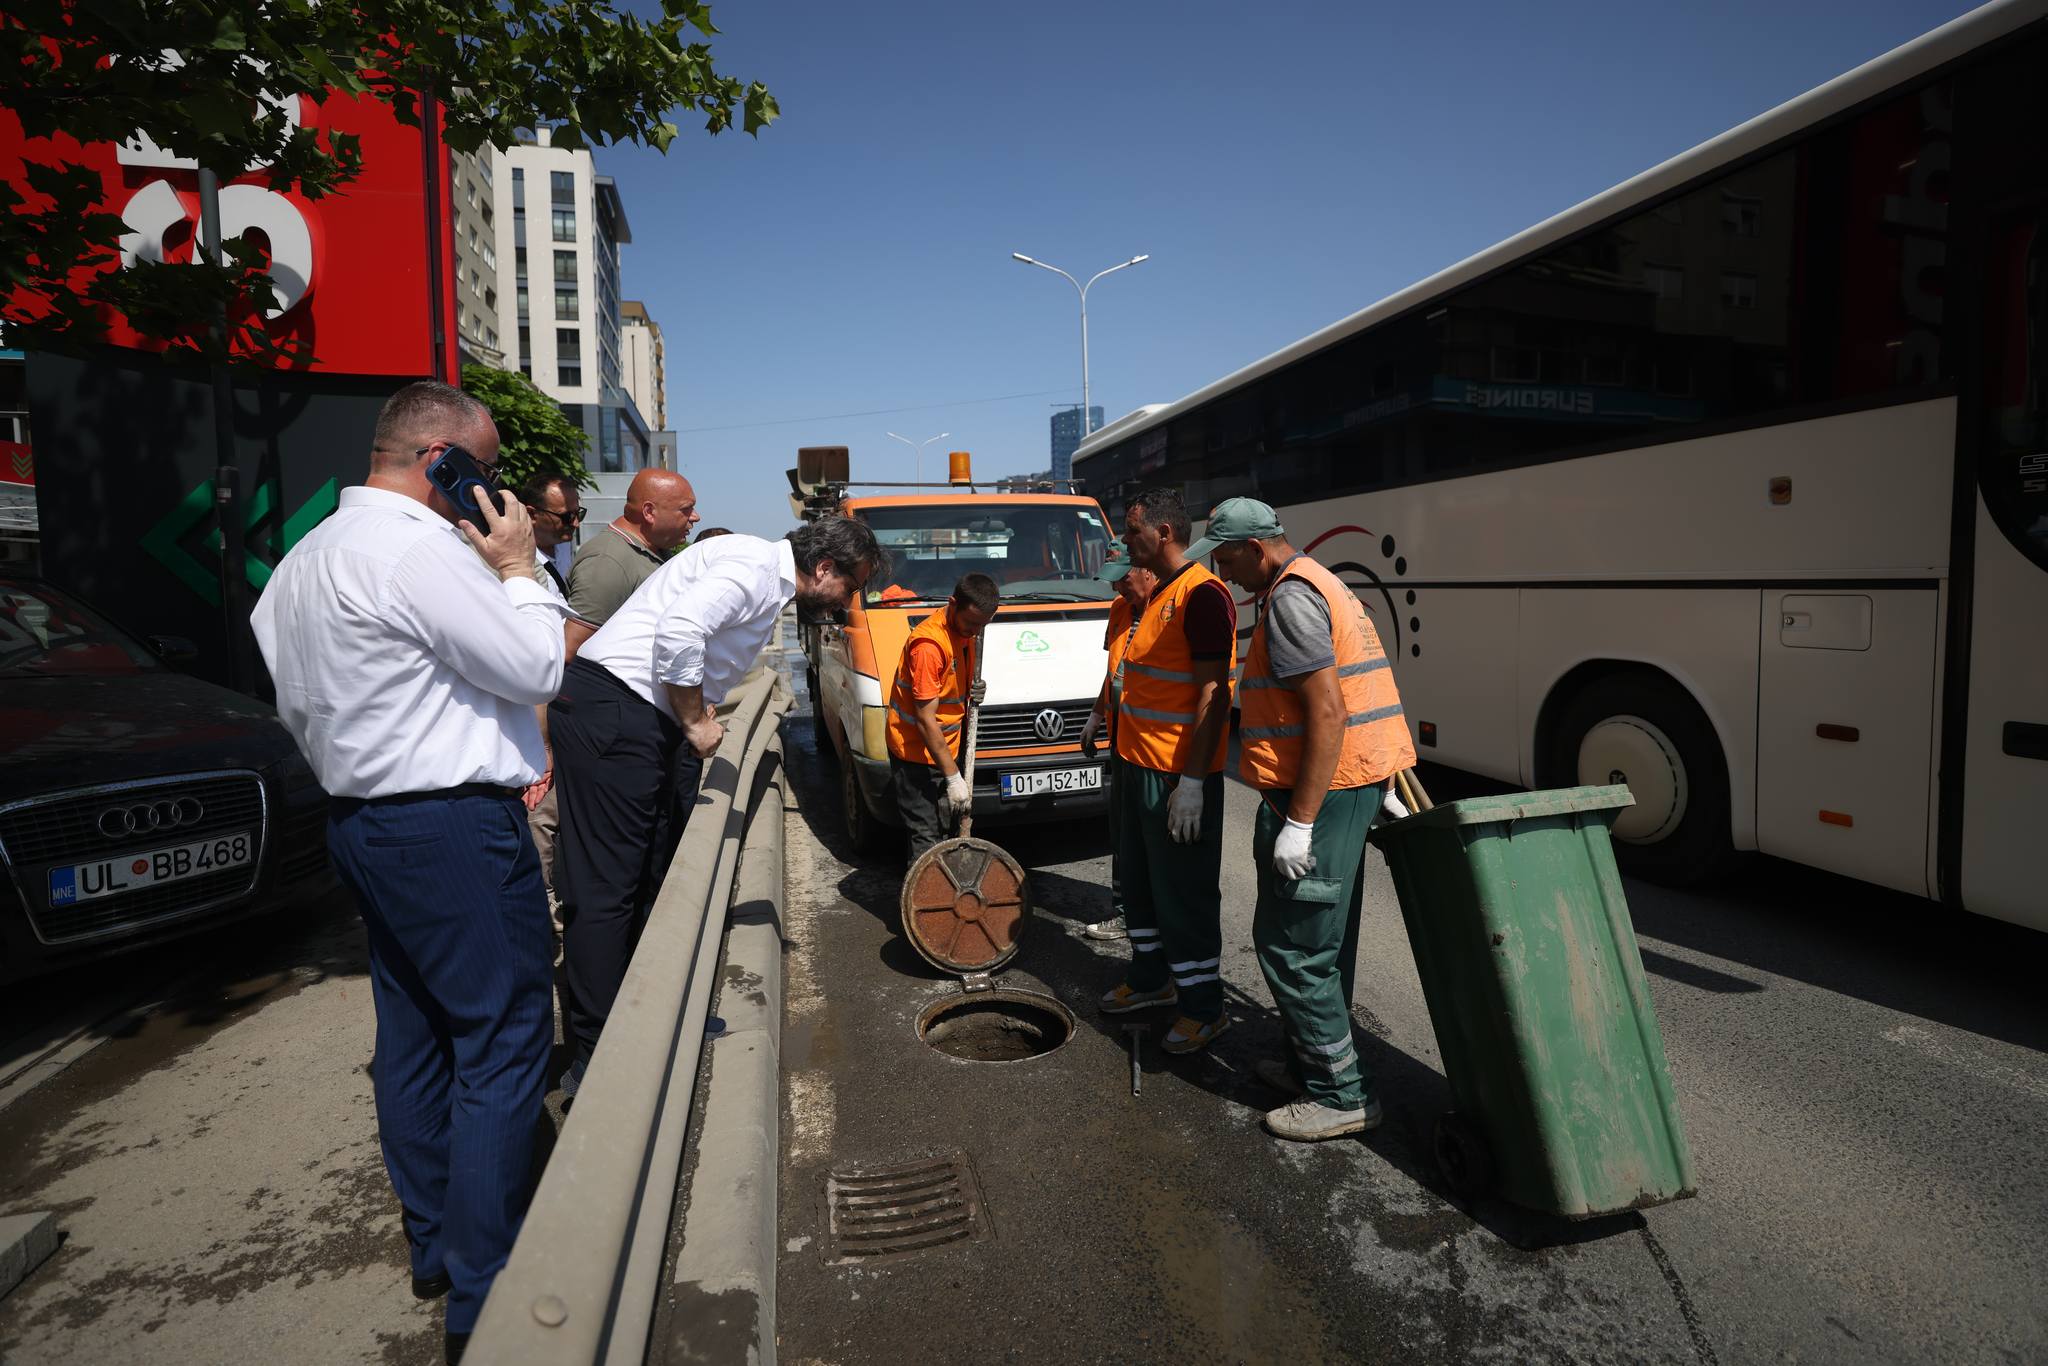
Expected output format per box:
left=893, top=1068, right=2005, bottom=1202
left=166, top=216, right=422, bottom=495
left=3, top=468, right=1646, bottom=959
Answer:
left=252, top=381, right=568, bottom=1365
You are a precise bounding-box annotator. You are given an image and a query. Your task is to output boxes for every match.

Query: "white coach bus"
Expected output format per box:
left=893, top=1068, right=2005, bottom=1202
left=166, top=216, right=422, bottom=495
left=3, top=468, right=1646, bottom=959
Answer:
left=1074, top=0, right=2048, bottom=930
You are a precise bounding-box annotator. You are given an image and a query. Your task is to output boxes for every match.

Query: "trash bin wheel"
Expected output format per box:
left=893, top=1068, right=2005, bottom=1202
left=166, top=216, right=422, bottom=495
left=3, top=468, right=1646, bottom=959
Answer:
left=1434, top=1112, right=1496, bottom=1200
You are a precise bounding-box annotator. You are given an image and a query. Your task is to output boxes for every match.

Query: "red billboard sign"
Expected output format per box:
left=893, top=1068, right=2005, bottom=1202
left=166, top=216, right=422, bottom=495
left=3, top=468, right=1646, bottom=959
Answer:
left=1, top=86, right=458, bottom=380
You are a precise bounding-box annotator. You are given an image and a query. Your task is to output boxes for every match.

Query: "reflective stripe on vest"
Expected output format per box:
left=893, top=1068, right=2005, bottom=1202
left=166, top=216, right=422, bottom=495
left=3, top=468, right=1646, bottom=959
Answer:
left=885, top=606, right=975, bottom=764
left=1237, top=554, right=1416, bottom=790
left=1115, top=561, right=1235, bottom=775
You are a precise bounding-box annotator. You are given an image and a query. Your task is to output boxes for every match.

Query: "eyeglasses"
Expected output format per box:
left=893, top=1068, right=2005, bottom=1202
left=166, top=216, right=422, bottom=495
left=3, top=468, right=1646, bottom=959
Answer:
left=525, top=504, right=587, bottom=524
left=382, top=443, right=502, bottom=474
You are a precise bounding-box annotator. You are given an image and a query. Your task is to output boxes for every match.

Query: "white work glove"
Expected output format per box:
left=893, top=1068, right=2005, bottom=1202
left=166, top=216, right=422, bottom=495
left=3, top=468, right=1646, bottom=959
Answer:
left=1273, top=817, right=1317, bottom=881
left=1079, top=710, right=1101, bottom=760
left=968, top=678, right=986, bottom=706
left=943, top=772, right=971, bottom=821
left=1379, top=789, right=1409, bottom=824
left=1166, top=774, right=1205, bottom=844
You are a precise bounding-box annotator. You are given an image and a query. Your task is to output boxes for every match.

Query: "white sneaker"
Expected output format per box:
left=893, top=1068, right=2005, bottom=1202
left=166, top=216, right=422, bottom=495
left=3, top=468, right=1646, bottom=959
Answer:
left=1263, top=1096, right=1383, bottom=1142
left=1083, top=917, right=1128, bottom=941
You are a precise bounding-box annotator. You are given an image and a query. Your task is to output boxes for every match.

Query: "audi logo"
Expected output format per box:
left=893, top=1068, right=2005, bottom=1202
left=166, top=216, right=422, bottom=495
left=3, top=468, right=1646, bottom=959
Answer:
left=98, top=797, right=206, bottom=840
left=1033, top=709, right=1067, bottom=742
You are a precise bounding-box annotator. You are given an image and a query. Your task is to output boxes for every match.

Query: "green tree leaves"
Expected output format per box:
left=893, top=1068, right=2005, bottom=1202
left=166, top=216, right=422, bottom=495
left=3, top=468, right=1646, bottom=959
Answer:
left=2, top=1, right=777, bottom=365
left=462, top=363, right=594, bottom=492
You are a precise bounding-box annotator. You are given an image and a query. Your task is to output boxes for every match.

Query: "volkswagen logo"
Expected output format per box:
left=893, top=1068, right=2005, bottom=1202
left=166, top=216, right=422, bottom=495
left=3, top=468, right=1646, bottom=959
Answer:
left=98, top=796, right=205, bottom=840
left=1033, top=708, right=1066, bottom=742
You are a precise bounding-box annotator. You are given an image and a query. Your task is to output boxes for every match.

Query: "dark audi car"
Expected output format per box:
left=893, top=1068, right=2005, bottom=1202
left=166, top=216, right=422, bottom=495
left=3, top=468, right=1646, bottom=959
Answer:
left=0, top=576, right=333, bottom=983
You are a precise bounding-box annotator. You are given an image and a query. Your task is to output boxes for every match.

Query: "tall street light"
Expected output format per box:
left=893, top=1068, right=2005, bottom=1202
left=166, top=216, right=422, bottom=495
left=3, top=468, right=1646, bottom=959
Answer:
left=886, top=430, right=950, bottom=484
left=1011, top=252, right=1149, bottom=459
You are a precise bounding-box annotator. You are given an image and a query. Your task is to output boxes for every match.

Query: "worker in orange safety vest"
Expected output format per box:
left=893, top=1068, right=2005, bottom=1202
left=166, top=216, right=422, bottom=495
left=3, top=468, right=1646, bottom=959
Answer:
left=1079, top=543, right=1158, bottom=942
left=884, top=573, right=1000, bottom=861
left=1098, top=487, right=1238, bottom=1055
left=1208, top=497, right=1416, bottom=1142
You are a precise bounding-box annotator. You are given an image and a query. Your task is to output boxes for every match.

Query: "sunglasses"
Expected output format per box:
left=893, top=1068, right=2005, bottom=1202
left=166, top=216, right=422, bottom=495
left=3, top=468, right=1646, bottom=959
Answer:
left=524, top=503, right=588, bottom=524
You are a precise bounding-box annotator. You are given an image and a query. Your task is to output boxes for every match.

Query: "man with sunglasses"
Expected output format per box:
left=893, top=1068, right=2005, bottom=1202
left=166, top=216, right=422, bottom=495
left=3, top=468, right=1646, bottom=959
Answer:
left=514, top=473, right=595, bottom=942
left=518, top=472, right=585, bottom=593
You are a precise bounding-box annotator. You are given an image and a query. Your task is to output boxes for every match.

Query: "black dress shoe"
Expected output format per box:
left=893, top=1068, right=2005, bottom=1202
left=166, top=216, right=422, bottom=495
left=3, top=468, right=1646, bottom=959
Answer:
left=445, top=1329, right=470, bottom=1364
left=412, top=1272, right=452, bottom=1301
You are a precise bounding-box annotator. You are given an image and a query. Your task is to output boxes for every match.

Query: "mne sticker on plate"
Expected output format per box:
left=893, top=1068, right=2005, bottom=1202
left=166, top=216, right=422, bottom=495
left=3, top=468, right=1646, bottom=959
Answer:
left=999, top=767, right=1104, bottom=800
left=47, top=830, right=256, bottom=907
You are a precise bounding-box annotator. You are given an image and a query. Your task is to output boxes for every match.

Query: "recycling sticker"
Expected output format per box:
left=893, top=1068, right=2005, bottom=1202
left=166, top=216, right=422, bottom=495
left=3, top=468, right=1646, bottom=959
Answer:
left=1014, top=630, right=1051, bottom=654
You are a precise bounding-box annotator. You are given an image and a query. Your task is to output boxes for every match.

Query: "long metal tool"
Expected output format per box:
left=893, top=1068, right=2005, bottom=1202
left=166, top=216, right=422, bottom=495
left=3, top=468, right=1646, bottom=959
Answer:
left=1124, top=1024, right=1143, bottom=1097
left=901, top=630, right=1031, bottom=973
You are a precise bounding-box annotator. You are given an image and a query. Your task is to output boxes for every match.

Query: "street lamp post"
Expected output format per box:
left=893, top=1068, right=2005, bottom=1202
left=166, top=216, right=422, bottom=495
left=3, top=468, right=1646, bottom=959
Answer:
left=1011, top=252, right=1148, bottom=459
left=886, top=430, right=951, bottom=485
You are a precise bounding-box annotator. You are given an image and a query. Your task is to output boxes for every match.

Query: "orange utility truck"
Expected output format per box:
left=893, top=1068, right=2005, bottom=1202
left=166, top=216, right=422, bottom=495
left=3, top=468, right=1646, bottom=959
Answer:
left=791, top=446, right=1118, bottom=851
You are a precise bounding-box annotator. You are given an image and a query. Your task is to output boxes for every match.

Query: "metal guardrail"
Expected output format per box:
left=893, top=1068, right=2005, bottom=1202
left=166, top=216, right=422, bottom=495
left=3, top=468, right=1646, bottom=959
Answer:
left=470, top=666, right=791, bottom=1364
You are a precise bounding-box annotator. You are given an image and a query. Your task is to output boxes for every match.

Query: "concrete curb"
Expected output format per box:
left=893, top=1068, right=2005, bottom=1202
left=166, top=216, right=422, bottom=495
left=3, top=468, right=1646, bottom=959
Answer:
left=667, top=740, right=785, bottom=1366
left=0, top=1211, right=59, bottom=1301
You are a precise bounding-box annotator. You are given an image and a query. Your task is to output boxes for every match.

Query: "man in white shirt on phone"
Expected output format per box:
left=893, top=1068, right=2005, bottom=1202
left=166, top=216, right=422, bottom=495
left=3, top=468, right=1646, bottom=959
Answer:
left=251, top=381, right=568, bottom=1364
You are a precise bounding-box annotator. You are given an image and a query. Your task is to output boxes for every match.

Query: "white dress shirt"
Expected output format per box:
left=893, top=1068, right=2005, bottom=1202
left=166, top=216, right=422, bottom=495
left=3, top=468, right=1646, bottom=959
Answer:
left=578, top=534, right=796, bottom=716
left=251, top=486, right=569, bottom=798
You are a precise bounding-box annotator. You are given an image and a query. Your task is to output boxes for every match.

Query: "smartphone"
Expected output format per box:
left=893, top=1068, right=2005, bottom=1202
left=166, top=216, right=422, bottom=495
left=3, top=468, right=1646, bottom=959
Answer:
left=425, top=445, right=503, bottom=533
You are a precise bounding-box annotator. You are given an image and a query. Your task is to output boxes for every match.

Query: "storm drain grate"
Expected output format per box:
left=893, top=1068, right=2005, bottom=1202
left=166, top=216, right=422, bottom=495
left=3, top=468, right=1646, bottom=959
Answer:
left=823, top=1151, right=988, bottom=1265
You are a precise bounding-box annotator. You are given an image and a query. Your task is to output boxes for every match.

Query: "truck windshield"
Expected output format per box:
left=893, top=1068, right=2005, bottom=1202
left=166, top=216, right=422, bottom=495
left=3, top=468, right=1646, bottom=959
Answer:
left=860, top=502, right=1117, bottom=606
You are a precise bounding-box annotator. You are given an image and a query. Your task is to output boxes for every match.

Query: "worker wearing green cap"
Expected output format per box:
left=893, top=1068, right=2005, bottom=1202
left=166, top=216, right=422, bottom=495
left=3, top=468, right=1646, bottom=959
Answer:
left=1204, top=496, right=1416, bottom=1141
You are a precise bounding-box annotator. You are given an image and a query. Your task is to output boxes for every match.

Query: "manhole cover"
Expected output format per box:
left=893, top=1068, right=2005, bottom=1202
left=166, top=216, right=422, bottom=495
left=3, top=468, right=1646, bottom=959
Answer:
left=823, top=1151, right=988, bottom=1265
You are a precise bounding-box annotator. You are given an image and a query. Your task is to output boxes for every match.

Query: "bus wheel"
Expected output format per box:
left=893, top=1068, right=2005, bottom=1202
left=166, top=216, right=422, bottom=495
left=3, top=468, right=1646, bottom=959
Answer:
left=840, top=753, right=891, bottom=855
left=1552, top=670, right=1736, bottom=885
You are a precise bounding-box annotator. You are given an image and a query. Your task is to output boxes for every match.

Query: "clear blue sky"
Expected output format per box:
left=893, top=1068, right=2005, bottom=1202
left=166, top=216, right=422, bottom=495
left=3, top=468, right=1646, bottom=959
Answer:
left=599, top=0, right=1975, bottom=537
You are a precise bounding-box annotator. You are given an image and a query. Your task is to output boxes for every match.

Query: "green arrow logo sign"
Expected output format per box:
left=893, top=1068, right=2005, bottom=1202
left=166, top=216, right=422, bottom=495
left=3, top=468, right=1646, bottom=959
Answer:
left=1014, top=629, right=1050, bottom=654
left=142, top=476, right=339, bottom=605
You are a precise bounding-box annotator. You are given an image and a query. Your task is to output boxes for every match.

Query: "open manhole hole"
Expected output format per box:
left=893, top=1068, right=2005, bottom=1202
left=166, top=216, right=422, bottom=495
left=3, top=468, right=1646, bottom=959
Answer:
left=824, top=1151, right=988, bottom=1264
left=916, top=987, right=1074, bottom=1062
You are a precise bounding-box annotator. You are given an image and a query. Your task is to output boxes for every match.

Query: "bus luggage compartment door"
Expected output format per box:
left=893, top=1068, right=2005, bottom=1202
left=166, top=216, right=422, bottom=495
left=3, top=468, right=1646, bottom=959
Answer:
left=1756, top=589, right=1937, bottom=896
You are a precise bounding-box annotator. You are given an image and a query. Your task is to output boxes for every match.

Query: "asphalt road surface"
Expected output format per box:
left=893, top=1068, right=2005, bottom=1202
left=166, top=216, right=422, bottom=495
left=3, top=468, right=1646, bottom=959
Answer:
left=775, top=660, right=2047, bottom=1366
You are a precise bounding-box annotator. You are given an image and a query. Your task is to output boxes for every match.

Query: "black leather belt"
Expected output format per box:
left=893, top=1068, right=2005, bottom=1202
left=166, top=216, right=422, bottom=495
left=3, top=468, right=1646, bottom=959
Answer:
left=341, top=782, right=524, bottom=806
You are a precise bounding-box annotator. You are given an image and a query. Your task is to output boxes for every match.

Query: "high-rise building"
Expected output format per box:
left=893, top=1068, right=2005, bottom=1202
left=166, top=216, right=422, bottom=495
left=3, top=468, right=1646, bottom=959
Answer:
left=489, top=129, right=651, bottom=472
left=447, top=147, right=502, bottom=367
left=620, top=300, right=666, bottom=429
left=1049, top=405, right=1103, bottom=482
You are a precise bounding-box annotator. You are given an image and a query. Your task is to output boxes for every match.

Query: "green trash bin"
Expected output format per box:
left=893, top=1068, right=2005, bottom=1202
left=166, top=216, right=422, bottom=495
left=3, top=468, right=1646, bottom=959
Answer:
left=1368, top=784, right=1697, bottom=1218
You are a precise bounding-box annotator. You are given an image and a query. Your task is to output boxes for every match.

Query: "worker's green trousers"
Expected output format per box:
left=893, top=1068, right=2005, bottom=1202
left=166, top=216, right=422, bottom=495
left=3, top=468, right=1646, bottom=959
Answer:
left=1117, top=759, right=1226, bottom=1022
left=1251, top=783, right=1383, bottom=1110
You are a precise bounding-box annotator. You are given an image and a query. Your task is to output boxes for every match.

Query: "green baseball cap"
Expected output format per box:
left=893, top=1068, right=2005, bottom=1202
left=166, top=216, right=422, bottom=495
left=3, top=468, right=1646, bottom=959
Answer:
left=1186, top=497, right=1285, bottom=559
left=1097, top=540, right=1134, bottom=582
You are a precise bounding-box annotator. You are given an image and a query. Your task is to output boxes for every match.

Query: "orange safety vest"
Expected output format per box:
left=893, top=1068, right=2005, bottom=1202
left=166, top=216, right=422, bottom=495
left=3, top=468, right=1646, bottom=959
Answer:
left=885, top=606, right=977, bottom=765
left=1238, top=554, right=1415, bottom=791
left=1116, top=562, right=1235, bottom=775
left=1104, top=596, right=1137, bottom=699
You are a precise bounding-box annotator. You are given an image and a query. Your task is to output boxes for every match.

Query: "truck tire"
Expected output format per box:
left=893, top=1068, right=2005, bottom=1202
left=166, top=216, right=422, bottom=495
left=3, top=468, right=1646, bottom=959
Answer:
left=805, top=667, right=829, bottom=750
left=841, top=750, right=892, bottom=855
left=1549, top=669, right=1737, bottom=885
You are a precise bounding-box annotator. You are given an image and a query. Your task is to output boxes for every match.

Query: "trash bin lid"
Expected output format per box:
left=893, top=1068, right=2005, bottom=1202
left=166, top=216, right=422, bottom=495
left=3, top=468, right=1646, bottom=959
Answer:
left=900, top=834, right=1031, bottom=976
left=1379, top=784, right=1635, bottom=833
